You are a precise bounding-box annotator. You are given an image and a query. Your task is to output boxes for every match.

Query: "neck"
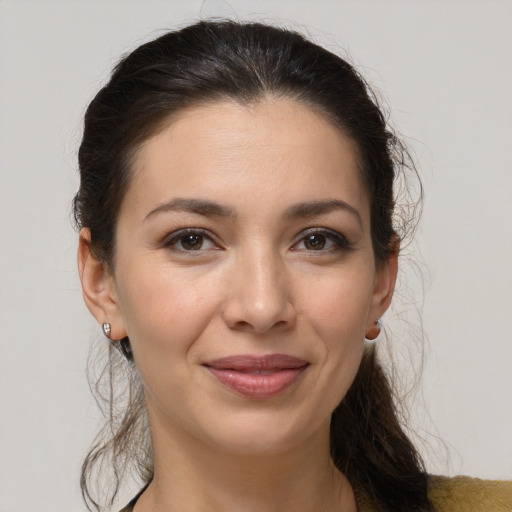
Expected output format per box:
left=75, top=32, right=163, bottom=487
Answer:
left=137, top=420, right=356, bottom=512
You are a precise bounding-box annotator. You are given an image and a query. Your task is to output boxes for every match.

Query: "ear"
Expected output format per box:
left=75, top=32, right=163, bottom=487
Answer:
left=78, top=228, right=127, bottom=341
left=366, top=241, right=399, bottom=336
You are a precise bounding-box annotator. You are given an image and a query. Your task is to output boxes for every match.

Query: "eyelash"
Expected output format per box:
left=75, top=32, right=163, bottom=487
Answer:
left=161, top=228, right=218, bottom=252
left=290, top=228, right=351, bottom=253
left=161, top=228, right=351, bottom=253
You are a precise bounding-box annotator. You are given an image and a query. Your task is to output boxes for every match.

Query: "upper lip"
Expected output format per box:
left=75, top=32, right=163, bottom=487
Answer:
left=203, top=354, right=309, bottom=371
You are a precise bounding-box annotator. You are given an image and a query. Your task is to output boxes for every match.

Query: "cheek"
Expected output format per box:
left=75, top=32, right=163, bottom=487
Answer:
left=114, top=263, right=227, bottom=419
left=304, top=267, right=374, bottom=344
left=114, top=259, right=222, bottom=367
left=301, top=269, right=373, bottom=400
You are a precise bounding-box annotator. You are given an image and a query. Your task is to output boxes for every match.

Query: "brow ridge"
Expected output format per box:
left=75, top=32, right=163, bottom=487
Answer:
left=145, top=197, right=362, bottom=228
left=144, top=198, right=234, bottom=221
left=283, top=199, right=362, bottom=228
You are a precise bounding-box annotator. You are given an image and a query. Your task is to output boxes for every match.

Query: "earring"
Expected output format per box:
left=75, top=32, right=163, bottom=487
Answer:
left=102, top=322, right=112, bottom=339
left=364, top=319, right=382, bottom=342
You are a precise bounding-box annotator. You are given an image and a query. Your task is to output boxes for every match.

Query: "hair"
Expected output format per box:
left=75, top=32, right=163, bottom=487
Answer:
left=74, top=20, right=430, bottom=512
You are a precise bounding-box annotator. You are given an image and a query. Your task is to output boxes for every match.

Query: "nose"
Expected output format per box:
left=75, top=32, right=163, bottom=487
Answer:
left=222, top=249, right=296, bottom=334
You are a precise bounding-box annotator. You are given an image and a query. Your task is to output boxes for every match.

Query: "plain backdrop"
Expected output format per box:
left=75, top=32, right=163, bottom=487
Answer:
left=0, top=0, right=511, bottom=510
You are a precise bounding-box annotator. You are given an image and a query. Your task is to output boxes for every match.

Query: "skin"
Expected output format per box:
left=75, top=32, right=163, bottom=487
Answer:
left=79, top=98, right=398, bottom=512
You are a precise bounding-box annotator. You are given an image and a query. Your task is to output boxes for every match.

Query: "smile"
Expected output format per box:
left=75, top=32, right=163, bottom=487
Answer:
left=203, top=354, right=309, bottom=399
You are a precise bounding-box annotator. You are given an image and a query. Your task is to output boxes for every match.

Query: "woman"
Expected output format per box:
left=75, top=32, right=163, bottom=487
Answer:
left=74, top=20, right=511, bottom=512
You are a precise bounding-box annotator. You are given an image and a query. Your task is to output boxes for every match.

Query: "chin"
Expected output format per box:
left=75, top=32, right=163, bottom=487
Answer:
left=196, top=406, right=329, bottom=457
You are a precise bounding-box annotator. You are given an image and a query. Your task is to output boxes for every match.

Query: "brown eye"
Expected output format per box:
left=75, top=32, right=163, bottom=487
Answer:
left=291, top=229, right=350, bottom=253
left=303, top=234, right=327, bottom=250
left=163, top=230, right=217, bottom=252
left=180, top=233, right=204, bottom=250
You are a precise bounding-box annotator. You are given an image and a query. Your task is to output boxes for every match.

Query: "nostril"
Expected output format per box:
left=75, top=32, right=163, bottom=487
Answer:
left=231, top=318, right=291, bottom=334
left=233, top=320, right=253, bottom=331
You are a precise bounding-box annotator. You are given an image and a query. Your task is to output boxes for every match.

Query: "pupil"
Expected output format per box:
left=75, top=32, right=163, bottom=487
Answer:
left=182, top=234, right=202, bottom=250
left=306, top=234, right=325, bottom=250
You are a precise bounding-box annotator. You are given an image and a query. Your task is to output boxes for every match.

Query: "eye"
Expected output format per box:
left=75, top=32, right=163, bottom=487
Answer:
left=291, top=229, right=350, bottom=252
left=163, top=229, right=217, bottom=251
left=302, top=233, right=329, bottom=250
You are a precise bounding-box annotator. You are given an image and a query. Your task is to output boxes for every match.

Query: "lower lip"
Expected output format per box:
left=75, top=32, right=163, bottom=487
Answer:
left=206, top=366, right=308, bottom=399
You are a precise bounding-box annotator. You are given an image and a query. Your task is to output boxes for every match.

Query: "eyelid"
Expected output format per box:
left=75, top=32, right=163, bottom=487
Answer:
left=291, top=227, right=352, bottom=252
left=160, top=228, right=221, bottom=251
left=158, top=226, right=351, bottom=253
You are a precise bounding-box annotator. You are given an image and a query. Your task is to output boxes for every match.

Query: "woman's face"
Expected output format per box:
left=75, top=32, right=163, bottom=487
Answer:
left=85, top=98, right=396, bottom=455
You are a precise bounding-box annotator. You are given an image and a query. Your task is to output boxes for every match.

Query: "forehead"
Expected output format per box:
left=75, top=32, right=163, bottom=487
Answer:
left=124, top=98, right=368, bottom=222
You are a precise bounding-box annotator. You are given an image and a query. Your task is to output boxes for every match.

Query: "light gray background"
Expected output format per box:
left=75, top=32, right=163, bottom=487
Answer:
left=0, top=0, right=510, bottom=510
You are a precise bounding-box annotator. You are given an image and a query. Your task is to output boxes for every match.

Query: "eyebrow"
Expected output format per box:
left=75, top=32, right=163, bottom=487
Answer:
left=283, top=199, right=363, bottom=229
left=144, top=198, right=234, bottom=221
left=144, top=197, right=362, bottom=228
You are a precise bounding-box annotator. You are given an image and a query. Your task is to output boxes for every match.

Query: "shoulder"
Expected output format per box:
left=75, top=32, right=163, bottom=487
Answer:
left=428, top=475, right=512, bottom=512
left=120, top=476, right=512, bottom=512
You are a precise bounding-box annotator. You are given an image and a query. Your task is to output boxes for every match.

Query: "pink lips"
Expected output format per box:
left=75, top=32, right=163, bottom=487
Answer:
left=203, top=354, right=309, bottom=399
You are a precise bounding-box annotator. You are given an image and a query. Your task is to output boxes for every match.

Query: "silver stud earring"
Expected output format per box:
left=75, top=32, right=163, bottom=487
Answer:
left=102, top=322, right=112, bottom=339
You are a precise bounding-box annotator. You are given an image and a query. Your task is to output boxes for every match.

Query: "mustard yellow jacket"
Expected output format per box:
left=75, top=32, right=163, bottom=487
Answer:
left=356, top=476, right=512, bottom=512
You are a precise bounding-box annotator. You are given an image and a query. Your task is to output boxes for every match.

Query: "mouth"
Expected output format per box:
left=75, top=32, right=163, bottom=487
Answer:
left=203, top=354, right=309, bottom=399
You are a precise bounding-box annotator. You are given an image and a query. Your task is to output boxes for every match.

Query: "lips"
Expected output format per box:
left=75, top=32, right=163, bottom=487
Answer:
left=203, top=354, right=309, bottom=399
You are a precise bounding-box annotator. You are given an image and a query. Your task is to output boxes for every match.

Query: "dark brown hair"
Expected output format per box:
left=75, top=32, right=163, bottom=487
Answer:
left=74, top=20, right=430, bottom=512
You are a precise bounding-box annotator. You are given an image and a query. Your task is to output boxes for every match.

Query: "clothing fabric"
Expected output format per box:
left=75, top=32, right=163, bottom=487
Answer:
left=427, top=476, right=512, bottom=512
left=120, top=475, right=512, bottom=511
left=355, top=475, right=512, bottom=512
